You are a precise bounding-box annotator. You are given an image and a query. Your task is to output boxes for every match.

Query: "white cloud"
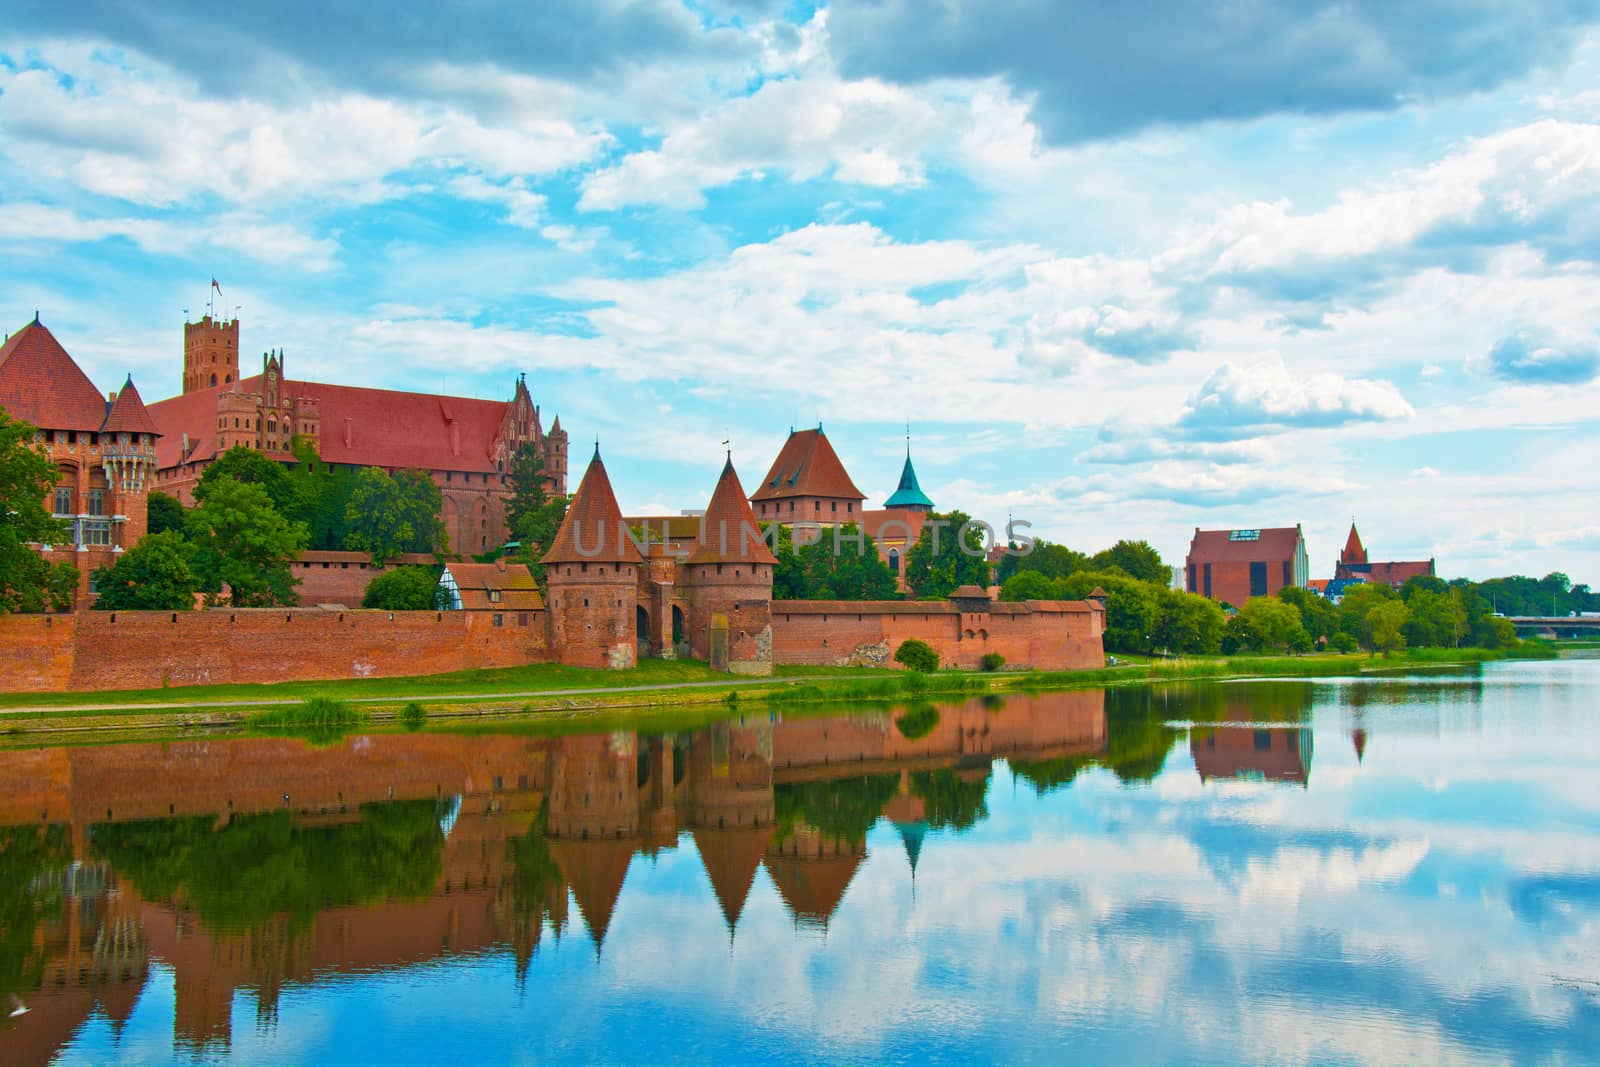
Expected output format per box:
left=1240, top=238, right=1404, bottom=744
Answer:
left=1176, top=356, right=1414, bottom=440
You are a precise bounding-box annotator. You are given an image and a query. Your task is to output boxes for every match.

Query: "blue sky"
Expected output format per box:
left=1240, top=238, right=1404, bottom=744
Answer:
left=2, top=2, right=1599, bottom=581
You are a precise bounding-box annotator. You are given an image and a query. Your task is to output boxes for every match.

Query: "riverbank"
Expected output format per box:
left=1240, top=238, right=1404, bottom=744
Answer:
left=0, top=644, right=1556, bottom=745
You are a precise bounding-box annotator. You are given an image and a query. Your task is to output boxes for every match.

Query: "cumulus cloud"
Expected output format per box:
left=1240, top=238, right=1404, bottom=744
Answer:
left=579, top=75, right=939, bottom=211
left=1175, top=357, right=1414, bottom=440
left=1482, top=328, right=1600, bottom=385
left=826, top=1, right=1600, bottom=145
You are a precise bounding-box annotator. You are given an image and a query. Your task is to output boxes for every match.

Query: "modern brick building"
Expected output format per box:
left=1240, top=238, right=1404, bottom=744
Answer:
left=1185, top=525, right=1309, bottom=607
left=0, top=317, right=159, bottom=598
left=1333, top=523, right=1436, bottom=590
left=147, top=313, right=569, bottom=554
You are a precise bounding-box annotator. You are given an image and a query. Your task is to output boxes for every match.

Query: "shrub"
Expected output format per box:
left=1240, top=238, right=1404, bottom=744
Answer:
left=980, top=652, right=1006, bottom=672
left=400, top=702, right=428, bottom=731
left=894, top=639, right=940, bottom=673
left=1329, top=632, right=1359, bottom=654
left=363, top=566, right=442, bottom=610
left=249, top=695, right=368, bottom=745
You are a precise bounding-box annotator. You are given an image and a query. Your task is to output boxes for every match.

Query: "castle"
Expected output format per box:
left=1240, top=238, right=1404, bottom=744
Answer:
left=149, top=313, right=568, bottom=554
left=1, top=313, right=1105, bottom=688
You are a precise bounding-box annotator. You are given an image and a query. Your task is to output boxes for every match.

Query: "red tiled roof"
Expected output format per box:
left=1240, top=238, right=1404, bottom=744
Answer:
left=542, top=448, right=644, bottom=565
left=0, top=321, right=113, bottom=431
left=548, top=836, right=634, bottom=953
left=751, top=428, right=864, bottom=502
left=101, top=377, right=161, bottom=436
left=1187, top=526, right=1304, bottom=563
left=146, top=385, right=222, bottom=467
left=1364, top=560, right=1435, bottom=585
left=443, top=560, right=544, bottom=611
left=764, top=847, right=862, bottom=927
left=693, top=826, right=775, bottom=931
left=149, top=375, right=524, bottom=474
left=688, top=458, right=777, bottom=565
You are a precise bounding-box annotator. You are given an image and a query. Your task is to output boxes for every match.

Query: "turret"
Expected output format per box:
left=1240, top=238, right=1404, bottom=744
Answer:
left=541, top=446, right=643, bottom=669
left=679, top=455, right=775, bottom=675
left=182, top=314, right=239, bottom=394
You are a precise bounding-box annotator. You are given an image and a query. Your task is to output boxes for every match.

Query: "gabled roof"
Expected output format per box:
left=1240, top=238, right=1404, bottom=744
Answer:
left=149, top=375, right=540, bottom=474
left=1187, top=526, right=1304, bottom=563
left=101, top=376, right=161, bottom=436
left=751, top=427, right=864, bottom=502
left=688, top=457, right=777, bottom=565
left=442, top=560, right=544, bottom=611
left=0, top=320, right=114, bottom=431
left=1341, top=523, right=1366, bottom=564
left=542, top=447, right=644, bottom=565
left=883, top=453, right=933, bottom=509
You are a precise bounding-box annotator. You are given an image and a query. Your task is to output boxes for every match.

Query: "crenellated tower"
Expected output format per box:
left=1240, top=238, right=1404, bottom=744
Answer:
left=183, top=315, right=240, bottom=394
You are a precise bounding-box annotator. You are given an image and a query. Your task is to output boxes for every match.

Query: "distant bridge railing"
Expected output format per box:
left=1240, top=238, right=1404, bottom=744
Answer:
left=1507, top=616, right=1600, bottom=638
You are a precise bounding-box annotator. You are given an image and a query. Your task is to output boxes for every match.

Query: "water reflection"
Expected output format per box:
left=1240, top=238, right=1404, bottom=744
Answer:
left=1, top=662, right=1598, bottom=1066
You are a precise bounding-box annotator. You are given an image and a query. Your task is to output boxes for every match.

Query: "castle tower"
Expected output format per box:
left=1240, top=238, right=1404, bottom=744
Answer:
left=679, top=456, right=776, bottom=675
left=541, top=446, right=644, bottom=669
left=100, top=377, right=161, bottom=544
left=883, top=431, right=934, bottom=512
left=547, top=414, right=569, bottom=496
left=1340, top=523, right=1367, bottom=567
left=183, top=315, right=239, bottom=394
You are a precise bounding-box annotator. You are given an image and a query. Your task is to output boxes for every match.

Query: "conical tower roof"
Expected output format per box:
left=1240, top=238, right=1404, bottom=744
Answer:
left=1341, top=523, right=1366, bottom=564
left=0, top=318, right=113, bottom=431
left=895, top=821, right=928, bottom=874
left=763, top=847, right=864, bottom=929
left=542, top=446, right=644, bottom=565
left=750, top=427, right=864, bottom=502
left=548, top=836, right=635, bottom=955
left=101, top=376, right=161, bottom=435
left=884, top=453, right=933, bottom=510
left=688, top=457, right=777, bottom=565
left=692, top=825, right=776, bottom=932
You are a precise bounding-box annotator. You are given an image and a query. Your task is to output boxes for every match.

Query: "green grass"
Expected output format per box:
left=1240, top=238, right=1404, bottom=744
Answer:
left=247, top=696, right=369, bottom=744
left=0, top=657, right=889, bottom=711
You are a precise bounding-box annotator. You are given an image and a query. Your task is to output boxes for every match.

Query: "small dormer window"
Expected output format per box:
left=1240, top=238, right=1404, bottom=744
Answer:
left=489, top=590, right=501, bottom=603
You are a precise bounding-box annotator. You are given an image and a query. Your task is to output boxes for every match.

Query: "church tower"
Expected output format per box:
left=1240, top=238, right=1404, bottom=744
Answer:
left=183, top=314, right=239, bottom=394
left=679, top=455, right=775, bottom=675
left=541, top=446, right=644, bottom=669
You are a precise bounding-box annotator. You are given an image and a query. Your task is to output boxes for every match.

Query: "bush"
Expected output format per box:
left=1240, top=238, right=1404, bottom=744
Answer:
left=249, top=696, right=369, bottom=745
left=894, top=704, right=941, bottom=741
left=400, top=702, right=428, bottom=731
left=1329, top=631, right=1359, bottom=654
left=980, top=652, right=1006, bottom=672
left=894, top=639, right=940, bottom=673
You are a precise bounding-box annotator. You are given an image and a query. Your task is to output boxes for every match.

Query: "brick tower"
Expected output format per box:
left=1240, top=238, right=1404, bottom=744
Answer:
left=679, top=456, right=775, bottom=675
left=541, top=446, right=644, bottom=669
left=183, top=314, right=239, bottom=394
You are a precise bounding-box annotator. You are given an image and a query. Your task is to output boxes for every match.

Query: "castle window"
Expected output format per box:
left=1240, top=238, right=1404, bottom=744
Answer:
left=53, top=487, right=73, bottom=516
left=831, top=501, right=837, bottom=513
left=87, top=489, right=105, bottom=516
left=848, top=502, right=853, bottom=513
left=489, top=590, right=501, bottom=603
left=82, top=521, right=111, bottom=546
left=493, top=614, right=504, bottom=627
left=210, top=374, right=217, bottom=387
left=226, top=375, right=232, bottom=383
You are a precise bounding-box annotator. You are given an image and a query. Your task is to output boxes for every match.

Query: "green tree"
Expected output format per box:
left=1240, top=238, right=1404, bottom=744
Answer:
left=197, top=444, right=297, bottom=515
left=343, top=467, right=448, bottom=564
left=999, top=569, right=1060, bottom=602
left=1279, top=585, right=1337, bottom=643
left=1152, top=588, right=1225, bottom=655
left=1221, top=613, right=1258, bottom=655
left=1239, top=596, right=1307, bottom=653
left=1089, top=539, right=1169, bottom=585
left=286, top=441, right=359, bottom=551
left=1337, top=583, right=1398, bottom=649
left=1401, top=587, right=1457, bottom=648
left=146, top=491, right=187, bottom=537
left=1058, top=571, right=1160, bottom=654
left=1368, top=599, right=1409, bottom=655
left=92, top=532, right=199, bottom=610
left=0, top=409, right=79, bottom=612
left=995, top=538, right=1089, bottom=584
left=187, top=475, right=308, bottom=606
left=783, top=523, right=898, bottom=600
left=902, top=510, right=991, bottom=598
left=362, top=565, right=443, bottom=610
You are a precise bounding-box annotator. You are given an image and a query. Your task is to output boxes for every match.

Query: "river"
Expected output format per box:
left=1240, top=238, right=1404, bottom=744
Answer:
left=2, top=657, right=1597, bottom=1065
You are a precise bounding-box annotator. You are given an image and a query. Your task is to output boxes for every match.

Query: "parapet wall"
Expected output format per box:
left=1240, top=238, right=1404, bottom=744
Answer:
left=769, top=599, right=1103, bottom=671
left=0, top=608, right=548, bottom=693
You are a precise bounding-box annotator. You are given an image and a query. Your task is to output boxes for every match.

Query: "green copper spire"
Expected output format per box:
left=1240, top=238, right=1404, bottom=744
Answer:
left=884, top=428, right=934, bottom=510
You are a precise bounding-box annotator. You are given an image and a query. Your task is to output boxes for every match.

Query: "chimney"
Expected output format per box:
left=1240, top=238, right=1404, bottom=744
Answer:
left=495, top=556, right=507, bottom=573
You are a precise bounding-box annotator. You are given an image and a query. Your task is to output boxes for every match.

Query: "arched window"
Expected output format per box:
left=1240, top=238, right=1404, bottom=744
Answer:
left=888, top=549, right=900, bottom=573
left=209, top=373, right=217, bottom=387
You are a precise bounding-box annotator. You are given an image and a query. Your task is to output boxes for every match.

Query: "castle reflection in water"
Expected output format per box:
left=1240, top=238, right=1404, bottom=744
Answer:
left=0, top=684, right=1348, bottom=1065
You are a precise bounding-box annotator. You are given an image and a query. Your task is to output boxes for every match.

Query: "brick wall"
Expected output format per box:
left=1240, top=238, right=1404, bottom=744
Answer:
left=769, top=601, right=1102, bottom=671
left=0, top=608, right=548, bottom=693
left=291, top=551, right=438, bottom=606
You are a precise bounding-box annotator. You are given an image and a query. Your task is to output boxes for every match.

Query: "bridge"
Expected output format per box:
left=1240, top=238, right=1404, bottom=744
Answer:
left=1507, top=616, right=1600, bottom=638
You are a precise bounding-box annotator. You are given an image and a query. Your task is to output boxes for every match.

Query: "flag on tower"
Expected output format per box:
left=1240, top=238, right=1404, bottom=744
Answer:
left=211, top=277, right=222, bottom=295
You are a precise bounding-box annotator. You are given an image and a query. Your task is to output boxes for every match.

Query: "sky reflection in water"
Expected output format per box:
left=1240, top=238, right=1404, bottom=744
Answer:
left=3, top=658, right=1598, bottom=1066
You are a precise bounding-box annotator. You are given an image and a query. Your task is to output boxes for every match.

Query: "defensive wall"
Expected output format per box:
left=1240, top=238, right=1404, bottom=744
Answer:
left=0, top=607, right=546, bottom=693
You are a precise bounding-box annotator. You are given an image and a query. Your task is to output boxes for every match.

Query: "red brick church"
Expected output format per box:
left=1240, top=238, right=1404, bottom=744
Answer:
left=147, top=312, right=569, bottom=553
